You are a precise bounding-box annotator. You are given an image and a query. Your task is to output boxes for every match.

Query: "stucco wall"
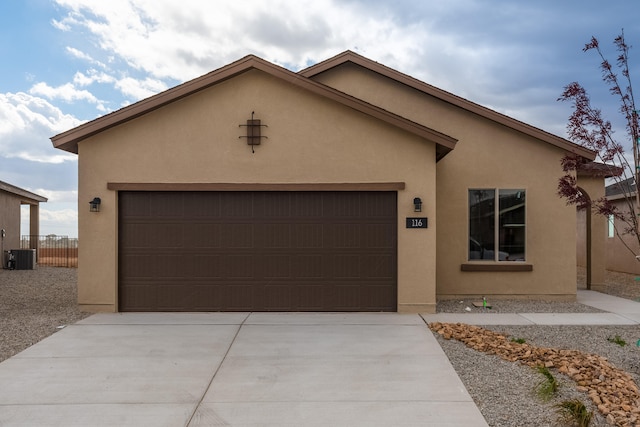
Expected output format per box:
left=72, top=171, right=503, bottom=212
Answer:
left=77, top=69, right=438, bottom=312
left=312, top=63, right=579, bottom=299
left=436, top=120, right=577, bottom=299
left=606, top=198, right=640, bottom=275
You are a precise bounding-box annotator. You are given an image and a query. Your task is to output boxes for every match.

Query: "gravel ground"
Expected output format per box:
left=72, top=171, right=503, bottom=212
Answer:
left=0, top=266, right=90, bottom=362
left=435, top=268, right=640, bottom=427
left=1, top=266, right=640, bottom=426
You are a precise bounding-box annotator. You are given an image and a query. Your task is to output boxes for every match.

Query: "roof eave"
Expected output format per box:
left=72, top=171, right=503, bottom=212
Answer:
left=0, top=180, right=47, bottom=203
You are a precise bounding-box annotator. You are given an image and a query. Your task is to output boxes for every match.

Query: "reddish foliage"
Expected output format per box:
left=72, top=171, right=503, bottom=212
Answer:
left=559, top=31, right=640, bottom=256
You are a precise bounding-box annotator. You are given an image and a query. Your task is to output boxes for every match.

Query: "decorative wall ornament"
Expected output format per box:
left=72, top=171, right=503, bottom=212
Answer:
left=239, top=111, right=268, bottom=153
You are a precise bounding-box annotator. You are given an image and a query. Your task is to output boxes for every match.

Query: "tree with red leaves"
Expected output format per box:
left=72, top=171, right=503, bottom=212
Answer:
left=558, top=30, right=640, bottom=258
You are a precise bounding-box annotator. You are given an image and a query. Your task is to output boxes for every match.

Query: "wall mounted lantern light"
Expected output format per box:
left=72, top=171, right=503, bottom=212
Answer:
left=89, top=197, right=101, bottom=212
left=239, top=111, right=268, bottom=153
left=413, top=197, right=423, bottom=212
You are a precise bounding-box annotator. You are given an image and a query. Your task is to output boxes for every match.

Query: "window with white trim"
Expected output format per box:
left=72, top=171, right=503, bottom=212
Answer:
left=469, top=189, right=526, bottom=261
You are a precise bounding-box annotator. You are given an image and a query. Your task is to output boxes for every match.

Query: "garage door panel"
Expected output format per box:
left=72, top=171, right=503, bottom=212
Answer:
left=183, top=192, right=221, bottom=217
left=120, top=254, right=156, bottom=278
left=149, top=193, right=185, bottom=217
left=227, top=284, right=256, bottom=311
left=334, top=284, right=362, bottom=310
left=262, top=224, right=291, bottom=248
left=119, top=191, right=396, bottom=312
left=156, top=284, right=188, bottom=311
left=333, top=255, right=362, bottom=278
left=184, top=223, right=222, bottom=248
left=119, top=283, right=156, bottom=311
left=184, top=255, right=223, bottom=278
left=224, top=224, right=254, bottom=248
left=328, top=193, right=361, bottom=217
left=191, top=285, right=223, bottom=311
left=262, top=285, right=292, bottom=311
left=292, top=255, right=324, bottom=278
left=363, top=224, right=396, bottom=248
left=263, top=255, right=291, bottom=279
left=363, top=255, right=395, bottom=279
left=332, top=224, right=362, bottom=248
left=220, top=193, right=253, bottom=217
left=293, top=224, right=323, bottom=248
left=295, top=285, right=325, bottom=310
left=226, top=255, right=255, bottom=279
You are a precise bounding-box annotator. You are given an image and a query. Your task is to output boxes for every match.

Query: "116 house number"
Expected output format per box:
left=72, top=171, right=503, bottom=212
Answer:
left=406, top=217, right=428, bottom=228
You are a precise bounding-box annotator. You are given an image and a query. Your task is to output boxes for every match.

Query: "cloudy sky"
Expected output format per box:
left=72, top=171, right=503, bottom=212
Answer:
left=2, top=0, right=639, bottom=237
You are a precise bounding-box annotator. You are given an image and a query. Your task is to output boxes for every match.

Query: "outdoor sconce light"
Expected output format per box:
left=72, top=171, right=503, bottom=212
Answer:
left=89, top=197, right=101, bottom=213
left=413, top=197, right=423, bottom=212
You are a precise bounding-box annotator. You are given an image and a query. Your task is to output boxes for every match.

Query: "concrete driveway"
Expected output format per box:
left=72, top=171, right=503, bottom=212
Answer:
left=0, top=313, right=487, bottom=426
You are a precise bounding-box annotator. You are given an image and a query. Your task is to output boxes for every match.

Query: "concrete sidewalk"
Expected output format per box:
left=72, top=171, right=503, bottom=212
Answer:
left=0, top=313, right=488, bottom=427
left=421, top=289, right=640, bottom=325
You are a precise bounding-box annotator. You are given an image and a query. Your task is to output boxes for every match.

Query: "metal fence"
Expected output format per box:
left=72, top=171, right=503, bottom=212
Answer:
left=21, top=235, right=78, bottom=268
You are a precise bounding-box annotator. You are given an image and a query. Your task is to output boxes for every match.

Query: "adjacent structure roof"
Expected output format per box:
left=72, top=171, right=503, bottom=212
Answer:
left=606, top=177, right=636, bottom=199
left=301, top=51, right=596, bottom=161
left=0, top=180, right=47, bottom=204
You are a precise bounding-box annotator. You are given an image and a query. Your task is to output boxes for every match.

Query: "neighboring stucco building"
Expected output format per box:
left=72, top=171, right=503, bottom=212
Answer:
left=0, top=180, right=47, bottom=258
left=587, top=177, right=640, bottom=276
left=51, top=51, right=597, bottom=313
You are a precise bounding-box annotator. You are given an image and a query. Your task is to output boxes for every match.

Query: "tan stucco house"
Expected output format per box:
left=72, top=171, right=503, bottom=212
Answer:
left=577, top=177, right=640, bottom=277
left=0, top=180, right=47, bottom=261
left=51, top=51, right=598, bottom=313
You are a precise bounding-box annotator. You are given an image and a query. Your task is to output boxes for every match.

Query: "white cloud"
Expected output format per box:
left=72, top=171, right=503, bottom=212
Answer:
left=31, top=189, right=78, bottom=204
left=30, top=81, right=98, bottom=104
left=52, top=0, right=431, bottom=81
left=73, top=70, right=115, bottom=87
left=0, top=92, right=80, bottom=163
left=114, top=76, right=167, bottom=101
left=66, top=47, right=107, bottom=68
left=40, top=208, right=78, bottom=224
left=21, top=205, right=78, bottom=237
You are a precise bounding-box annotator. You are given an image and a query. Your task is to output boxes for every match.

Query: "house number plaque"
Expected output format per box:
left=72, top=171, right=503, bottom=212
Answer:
left=406, top=217, right=428, bottom=228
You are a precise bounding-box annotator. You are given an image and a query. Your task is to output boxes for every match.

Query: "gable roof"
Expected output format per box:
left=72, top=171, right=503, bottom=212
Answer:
left=51, top=54, right=457, bottom=160
left=300, top=51, right=596, bottom=161
left=0, top=180, right=47, bottom=204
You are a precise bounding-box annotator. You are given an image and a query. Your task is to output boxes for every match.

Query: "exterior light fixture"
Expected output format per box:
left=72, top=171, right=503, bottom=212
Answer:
left=413, top=197, right=422, bottom=212
left=89, top=197, right=101, bottom=212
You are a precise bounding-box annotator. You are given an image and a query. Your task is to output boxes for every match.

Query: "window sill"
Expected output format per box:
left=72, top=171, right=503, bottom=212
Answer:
left=461, top=263, right=533, bottom=272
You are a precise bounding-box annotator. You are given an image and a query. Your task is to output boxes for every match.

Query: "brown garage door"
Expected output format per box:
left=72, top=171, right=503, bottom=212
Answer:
left=118, top=191, right=397, bottom=312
